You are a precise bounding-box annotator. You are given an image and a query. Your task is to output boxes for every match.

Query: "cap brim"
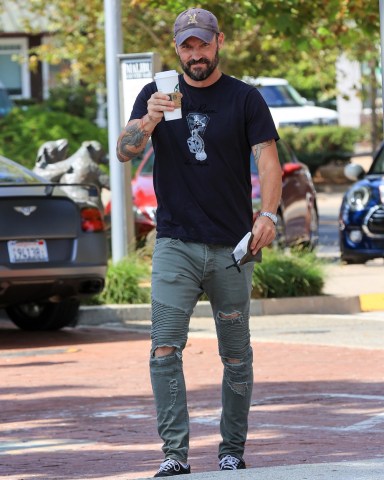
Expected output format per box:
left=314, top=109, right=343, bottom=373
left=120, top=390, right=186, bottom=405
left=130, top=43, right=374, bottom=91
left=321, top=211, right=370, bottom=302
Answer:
left=175, top=29, right=216, bottom=46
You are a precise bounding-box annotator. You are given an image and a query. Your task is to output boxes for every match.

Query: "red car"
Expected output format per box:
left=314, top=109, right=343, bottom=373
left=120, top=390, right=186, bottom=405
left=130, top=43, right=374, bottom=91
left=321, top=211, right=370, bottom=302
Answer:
left=131, top=146, right=157, bottom=241
left=115, top=140, right=318, bottom=249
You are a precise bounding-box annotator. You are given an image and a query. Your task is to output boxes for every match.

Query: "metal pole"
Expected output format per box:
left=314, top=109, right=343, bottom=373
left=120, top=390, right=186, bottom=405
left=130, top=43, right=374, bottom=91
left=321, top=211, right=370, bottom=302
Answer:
left=104, top=0, right=134, bottom=262
left=380, top=0, right=384, bottom=136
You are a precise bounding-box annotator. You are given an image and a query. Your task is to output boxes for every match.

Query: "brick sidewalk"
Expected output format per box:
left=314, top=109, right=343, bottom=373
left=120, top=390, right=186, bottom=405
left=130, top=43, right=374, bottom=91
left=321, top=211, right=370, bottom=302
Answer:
left=1, top=324, right=384, bottom=479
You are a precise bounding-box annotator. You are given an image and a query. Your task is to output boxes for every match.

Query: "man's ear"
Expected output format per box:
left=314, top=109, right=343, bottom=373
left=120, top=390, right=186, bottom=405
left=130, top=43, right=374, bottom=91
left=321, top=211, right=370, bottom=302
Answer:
left=174, top=39, right=179, bottom=56
left=218, top=32, right=225, bottom=49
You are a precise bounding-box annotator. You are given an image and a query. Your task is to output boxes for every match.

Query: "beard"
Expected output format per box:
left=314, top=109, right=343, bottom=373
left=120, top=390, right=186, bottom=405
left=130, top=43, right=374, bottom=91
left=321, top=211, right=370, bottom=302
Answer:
left=179, top=47, right=219, bottom=81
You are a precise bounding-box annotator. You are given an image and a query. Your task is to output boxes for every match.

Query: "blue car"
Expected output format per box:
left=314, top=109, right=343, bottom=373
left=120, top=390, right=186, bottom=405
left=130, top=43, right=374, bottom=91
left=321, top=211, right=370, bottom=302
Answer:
left=339, top=143, right=384, bottom=263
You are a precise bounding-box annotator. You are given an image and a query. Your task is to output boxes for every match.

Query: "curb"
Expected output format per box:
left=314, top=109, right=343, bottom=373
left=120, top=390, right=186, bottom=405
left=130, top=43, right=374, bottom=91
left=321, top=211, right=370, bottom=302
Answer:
left=78, top=295, right=364, bottom=326
left=359, top=293, right=384, bottom=312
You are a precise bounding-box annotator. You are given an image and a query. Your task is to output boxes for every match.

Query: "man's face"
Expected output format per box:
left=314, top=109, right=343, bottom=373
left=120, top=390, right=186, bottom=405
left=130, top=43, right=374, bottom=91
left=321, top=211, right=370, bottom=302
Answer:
left=176, top=35, right=220, bottom=82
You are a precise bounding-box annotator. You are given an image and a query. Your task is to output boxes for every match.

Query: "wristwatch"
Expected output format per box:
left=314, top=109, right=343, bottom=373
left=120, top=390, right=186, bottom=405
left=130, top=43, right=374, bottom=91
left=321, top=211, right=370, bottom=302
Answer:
left=259, top=211, right=278, bottom=225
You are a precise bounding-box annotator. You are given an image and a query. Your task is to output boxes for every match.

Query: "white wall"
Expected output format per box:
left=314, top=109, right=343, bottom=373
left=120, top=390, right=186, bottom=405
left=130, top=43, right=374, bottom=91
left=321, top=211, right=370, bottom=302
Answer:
left=336, top=54, right=363, bottom=127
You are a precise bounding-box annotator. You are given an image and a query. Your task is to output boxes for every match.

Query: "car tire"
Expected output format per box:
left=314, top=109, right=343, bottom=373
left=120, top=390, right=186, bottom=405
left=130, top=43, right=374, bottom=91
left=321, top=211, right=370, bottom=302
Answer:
left=5, top=299, right=80, bottom=331
left=340, top=255, right=367, bottom=265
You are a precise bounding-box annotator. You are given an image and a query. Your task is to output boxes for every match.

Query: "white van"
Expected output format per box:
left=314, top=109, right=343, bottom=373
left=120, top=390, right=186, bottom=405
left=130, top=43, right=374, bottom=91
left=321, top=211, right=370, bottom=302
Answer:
left=0, top=81, right=13, bottom=118
left=243, top=76, right=338, bottom=128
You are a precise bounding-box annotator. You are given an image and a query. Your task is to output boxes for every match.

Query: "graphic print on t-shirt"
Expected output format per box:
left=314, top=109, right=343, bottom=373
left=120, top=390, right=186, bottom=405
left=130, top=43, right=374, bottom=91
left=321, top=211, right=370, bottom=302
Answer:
left=186, top=113, right=210, bottom=161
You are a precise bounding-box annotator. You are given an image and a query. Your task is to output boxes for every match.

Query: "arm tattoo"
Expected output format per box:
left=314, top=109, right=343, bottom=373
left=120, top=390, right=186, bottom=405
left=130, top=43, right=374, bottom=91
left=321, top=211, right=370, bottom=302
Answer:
left=252, top=139, right=273, bottom=167
left=117, top=120, right=150, bottom=162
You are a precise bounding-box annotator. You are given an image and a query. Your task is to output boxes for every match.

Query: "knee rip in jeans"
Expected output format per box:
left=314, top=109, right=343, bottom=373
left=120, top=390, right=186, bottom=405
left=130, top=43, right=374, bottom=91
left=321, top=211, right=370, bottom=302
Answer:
left=217, top=310, right=243, bottom=324
left=151, top=345, right=182, bottom=358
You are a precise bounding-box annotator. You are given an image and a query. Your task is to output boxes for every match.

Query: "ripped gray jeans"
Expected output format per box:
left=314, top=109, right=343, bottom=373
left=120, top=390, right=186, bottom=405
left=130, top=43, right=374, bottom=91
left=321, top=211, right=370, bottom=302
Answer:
left=150, top=238, right=254, bottom=464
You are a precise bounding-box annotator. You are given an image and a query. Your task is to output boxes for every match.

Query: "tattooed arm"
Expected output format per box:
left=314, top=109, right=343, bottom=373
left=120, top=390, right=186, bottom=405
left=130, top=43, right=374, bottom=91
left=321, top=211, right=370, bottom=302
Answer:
left=116, top=91, right=181, bottom=163
left=116, top=115, right=157, bottom=163
left=249, top=139, right=282, bottom=255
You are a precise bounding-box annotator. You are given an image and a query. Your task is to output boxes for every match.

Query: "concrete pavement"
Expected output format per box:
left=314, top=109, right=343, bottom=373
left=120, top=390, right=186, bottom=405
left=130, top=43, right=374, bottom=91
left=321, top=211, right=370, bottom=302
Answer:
left=136, top=459, right=384, bottom=480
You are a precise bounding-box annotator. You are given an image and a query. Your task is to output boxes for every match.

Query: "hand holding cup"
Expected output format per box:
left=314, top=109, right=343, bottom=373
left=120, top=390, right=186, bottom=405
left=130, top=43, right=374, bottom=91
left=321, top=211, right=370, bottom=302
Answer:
left=154, top=70, right=182, bottom=121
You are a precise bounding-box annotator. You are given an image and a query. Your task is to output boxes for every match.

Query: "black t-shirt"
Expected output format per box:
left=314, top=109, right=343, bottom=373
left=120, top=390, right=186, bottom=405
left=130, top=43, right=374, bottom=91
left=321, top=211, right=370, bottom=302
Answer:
left=130, top=73, right=279, bottom=246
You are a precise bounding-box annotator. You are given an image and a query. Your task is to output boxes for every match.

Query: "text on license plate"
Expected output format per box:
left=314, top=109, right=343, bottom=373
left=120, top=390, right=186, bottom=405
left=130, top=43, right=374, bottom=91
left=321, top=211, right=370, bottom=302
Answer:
left=7, top=240, right=49, bottom=263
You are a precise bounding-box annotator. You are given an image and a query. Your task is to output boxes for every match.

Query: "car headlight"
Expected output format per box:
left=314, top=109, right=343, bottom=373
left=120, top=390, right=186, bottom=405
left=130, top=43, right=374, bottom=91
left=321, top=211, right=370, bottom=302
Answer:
left=346, top=185, right=371, bottom=211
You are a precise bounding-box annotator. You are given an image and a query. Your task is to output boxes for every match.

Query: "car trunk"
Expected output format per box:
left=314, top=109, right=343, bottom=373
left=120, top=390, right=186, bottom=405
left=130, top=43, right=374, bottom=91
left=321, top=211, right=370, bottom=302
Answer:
left=0, top=194, right=79, bottom=266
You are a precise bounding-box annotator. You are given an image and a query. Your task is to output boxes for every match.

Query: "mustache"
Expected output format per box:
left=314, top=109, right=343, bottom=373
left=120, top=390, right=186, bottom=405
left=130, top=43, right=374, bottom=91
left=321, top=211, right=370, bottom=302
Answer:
left=187, top=58, right=210, bottom=67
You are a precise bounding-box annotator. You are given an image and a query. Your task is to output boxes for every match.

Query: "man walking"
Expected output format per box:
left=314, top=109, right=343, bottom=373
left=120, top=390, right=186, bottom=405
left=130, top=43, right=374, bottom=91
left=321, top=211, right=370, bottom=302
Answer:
left=117, top=8, right=282, bottom=476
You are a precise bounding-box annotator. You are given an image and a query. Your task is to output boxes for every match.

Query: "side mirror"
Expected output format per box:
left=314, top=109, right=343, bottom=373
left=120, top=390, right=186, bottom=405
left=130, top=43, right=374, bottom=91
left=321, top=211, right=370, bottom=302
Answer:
left=344, top=163, right=365, bottom=182
left=282, top=163, right=302, bottom=176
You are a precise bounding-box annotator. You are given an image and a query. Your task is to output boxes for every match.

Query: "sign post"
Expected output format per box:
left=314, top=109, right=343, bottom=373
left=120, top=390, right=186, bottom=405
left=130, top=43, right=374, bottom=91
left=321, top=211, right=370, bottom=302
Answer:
left=115, top=53, right=161, bottom=257
left=118, top=53, right=161, bottom=125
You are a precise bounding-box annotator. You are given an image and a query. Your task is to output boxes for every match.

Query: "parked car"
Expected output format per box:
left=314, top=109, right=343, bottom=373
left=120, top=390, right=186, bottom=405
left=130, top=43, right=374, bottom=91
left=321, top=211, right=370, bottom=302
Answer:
left=129, top=140, right=319, bottom=250
left=131, top=145, right=157, bottom=241
left=0, top=155, right=108, bottom=330
left=339, top=144, right=384, bottom=263
left=242, top=77, right=339, bottom=128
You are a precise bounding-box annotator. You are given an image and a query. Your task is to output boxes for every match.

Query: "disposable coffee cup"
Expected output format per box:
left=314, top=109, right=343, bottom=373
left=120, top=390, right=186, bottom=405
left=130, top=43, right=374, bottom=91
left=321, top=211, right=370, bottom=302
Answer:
left=154, top=70, right=182, bottom=121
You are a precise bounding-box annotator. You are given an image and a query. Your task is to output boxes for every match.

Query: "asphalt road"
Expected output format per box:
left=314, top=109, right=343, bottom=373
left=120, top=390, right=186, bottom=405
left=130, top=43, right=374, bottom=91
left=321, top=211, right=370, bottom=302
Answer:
left=316, top=189, right=343, bottom=258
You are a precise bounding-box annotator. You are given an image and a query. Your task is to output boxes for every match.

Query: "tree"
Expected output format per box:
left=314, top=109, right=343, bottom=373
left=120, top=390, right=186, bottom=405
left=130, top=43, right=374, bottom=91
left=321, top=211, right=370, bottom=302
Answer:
left=1, top=0, right=381, bottom=115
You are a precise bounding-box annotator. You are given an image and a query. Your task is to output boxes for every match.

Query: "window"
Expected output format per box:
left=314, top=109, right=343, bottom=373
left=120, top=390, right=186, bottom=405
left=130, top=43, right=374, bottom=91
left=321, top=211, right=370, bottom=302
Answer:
left=0, top=38, right=30, bottom=98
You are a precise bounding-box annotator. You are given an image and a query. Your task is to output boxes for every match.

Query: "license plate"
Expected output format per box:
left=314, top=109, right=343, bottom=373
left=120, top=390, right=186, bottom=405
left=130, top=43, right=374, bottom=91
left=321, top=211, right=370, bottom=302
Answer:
left=7, top=240, right=49, bottom=263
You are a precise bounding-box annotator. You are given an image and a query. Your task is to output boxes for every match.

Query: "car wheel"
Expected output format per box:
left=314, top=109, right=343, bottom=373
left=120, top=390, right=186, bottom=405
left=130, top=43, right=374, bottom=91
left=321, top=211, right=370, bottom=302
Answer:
left=340, top=255, right=367, bottom=265
left=272, top=212, right=286, bottom=249
left=5, top=299, right=80, bottom=331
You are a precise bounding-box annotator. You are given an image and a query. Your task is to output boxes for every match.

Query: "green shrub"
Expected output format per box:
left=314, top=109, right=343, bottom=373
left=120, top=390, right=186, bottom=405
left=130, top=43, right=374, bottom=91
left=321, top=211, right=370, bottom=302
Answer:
left=0, top=106, right=108, bottom=170
left=252, top=248, right=325, bottom=298
left=44, top=85, right=98, bottom=122
left=85, top=248, right=325, bottom=305
left=279, top=125, right=364, bottom=174
left=88, top=256, right=151, bottom=305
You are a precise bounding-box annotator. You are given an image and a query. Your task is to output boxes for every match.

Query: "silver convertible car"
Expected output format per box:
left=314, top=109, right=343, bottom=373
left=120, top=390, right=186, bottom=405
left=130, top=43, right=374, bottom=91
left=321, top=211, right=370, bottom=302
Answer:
left=0, top=155, right=108, bottom=330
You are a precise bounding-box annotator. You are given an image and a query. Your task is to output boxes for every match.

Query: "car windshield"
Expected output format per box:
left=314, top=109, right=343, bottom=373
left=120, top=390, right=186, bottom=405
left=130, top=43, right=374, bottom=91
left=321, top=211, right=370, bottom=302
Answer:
left=370, top=147, right=384, bottom=174
left=0, top=158, right=41, bottom=184
left=257, top=84, right=306, bottom=107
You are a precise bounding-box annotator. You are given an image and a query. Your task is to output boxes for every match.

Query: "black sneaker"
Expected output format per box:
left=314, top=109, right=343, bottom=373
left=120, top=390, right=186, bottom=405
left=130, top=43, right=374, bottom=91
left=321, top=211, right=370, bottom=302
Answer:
left=219, top=454, right=246, bottom=470
left=154, top=458, right=191, bottom=477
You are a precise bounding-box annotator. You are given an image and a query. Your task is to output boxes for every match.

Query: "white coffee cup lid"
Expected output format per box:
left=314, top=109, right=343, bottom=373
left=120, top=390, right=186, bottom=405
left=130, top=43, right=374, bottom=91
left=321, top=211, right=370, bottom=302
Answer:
left=154, top=70, right=178, bottom=79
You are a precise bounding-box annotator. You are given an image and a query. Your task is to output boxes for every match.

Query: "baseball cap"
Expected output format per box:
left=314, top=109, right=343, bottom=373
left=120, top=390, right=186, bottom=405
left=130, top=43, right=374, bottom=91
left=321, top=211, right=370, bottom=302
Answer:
left=174, top=8, right=220, bottom=46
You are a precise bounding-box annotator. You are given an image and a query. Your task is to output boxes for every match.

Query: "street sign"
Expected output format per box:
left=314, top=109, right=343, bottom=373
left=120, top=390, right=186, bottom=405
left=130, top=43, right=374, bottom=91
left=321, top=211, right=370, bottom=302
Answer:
left=119, top=53, right=161, bottom=126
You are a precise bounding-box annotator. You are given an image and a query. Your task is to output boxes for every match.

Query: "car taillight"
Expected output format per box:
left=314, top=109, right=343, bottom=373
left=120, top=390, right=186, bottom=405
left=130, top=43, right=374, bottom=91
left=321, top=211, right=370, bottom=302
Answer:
left=81, top=207, right=105, bottom=232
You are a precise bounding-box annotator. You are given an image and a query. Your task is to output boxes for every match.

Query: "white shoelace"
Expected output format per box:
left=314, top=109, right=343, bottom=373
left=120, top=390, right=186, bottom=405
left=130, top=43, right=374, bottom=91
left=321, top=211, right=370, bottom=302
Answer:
left=219, top=455, right=241, bottom=470
left=157, top=458, right=184, bottom=473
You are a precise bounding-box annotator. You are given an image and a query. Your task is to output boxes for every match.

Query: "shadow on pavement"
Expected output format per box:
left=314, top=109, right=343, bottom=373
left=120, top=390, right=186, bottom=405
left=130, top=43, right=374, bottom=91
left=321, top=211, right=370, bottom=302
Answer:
left=0, top=321, right=147, bottom=350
